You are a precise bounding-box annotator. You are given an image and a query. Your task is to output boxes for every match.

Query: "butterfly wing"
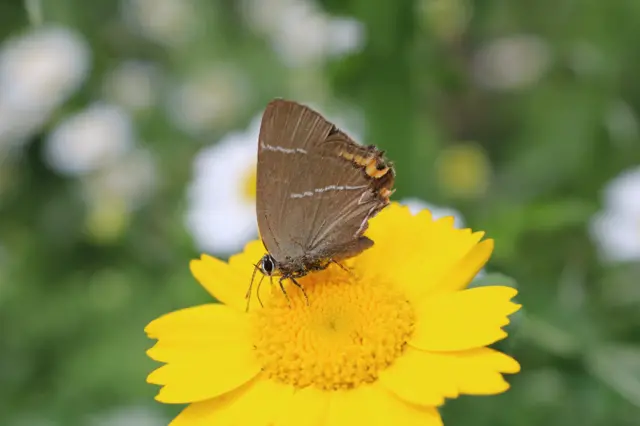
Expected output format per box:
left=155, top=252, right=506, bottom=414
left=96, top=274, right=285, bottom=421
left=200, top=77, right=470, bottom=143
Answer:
left=256, top=99, right=394, bottom=265
left=300, top=131, right=394, bottom=260
left=256, top=99, right=334, bottom=261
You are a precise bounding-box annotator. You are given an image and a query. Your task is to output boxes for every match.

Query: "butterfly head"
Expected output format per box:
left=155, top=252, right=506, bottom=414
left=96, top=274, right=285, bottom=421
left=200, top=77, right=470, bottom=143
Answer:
left=259, top=253, right=277, bottom=276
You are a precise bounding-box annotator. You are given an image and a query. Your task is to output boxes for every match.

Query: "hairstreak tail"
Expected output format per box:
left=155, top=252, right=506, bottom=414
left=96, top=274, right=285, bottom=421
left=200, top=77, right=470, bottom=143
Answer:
left=246, top=99, right=395, bottom=309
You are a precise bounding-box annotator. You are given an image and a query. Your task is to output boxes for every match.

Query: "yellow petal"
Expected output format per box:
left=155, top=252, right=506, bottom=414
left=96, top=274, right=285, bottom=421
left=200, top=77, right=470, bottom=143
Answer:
left=411, top=286, right=520, bottom=351
left=325, top=383, right=443, bottom=426
left=437, top=239, right=494, bottom=293
left=275, top=387, right=330, bottom=426
left=380, top=347, right=520, bottom=407
left=170, top=377, right=293, bottom=426
left=378, top=347, right=459, bottom=406
left=190, top=240, right=271, bottom=311
left=440, top=347, right=520, bottom=394
left=189, top=255, right=244, bottom=311
left=145, top=305, right=260, bottom=403
left=356, top=203, right=486, bottom=301
left=145, top=304, right=252, bottom=360
left=145, top=303, right=246, bottom=341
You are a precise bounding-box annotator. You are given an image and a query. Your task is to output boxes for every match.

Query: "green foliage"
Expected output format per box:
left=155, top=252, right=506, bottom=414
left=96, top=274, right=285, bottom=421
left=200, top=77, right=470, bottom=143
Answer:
left=1, top=0, right=639, bottom=425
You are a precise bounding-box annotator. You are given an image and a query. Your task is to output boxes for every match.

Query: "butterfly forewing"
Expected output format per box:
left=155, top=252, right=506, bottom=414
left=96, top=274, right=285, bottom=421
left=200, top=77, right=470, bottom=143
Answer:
left=255, top=99, right=394, bottom=272
left=256, top=100, right=334, bottom=261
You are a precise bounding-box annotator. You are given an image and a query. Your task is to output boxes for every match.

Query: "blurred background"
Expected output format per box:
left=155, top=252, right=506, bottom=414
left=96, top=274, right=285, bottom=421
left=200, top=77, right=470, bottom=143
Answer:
left=1, top=0, right=640, bottom=425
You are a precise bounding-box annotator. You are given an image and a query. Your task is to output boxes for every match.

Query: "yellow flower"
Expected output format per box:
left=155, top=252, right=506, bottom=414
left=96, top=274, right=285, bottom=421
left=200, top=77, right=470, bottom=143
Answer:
left=146, top=203, right=521, bottom=426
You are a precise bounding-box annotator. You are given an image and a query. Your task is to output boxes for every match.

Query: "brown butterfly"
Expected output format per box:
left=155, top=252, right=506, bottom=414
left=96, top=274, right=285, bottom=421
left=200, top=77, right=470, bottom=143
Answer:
left=246, top=99, right=395, bottom=309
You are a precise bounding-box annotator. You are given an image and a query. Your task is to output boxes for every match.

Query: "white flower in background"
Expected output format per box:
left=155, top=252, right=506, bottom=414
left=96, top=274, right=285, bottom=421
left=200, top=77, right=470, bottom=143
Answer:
left=185, top=115, right=260, bottom=255
left=82, top=147, right=158, bottom=211
left=273, top=8, right=364, bottom=67
left=590, top=166, right=640, bottom=263
left=242, top=0, right=365, bottom=67
left=43, top=102, right=135, bottom=177
left=400, top=197, right=466, bottom=228
left=121, top=0, right=197, bottom=47
left=473, top=34, right=550, bottom=91
left=604, top=100, right=639, bottom=147
left=165, top=65, right=250, bottom=136
left=0, top=26, right=89, bottom=110
left=241, top=0, right=293, bottom=33
left=89, top=405, right=166, bottom=426
left=103, top=60, right=162, bottom=112
left=185, top=101, right=366, bottom=255
left=0, top=25, right=90, bottom=149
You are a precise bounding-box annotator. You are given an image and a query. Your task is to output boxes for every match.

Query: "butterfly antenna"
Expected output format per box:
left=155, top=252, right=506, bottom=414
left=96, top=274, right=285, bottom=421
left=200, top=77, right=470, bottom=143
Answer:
left=255, top=274, right=272, bottom=308
left=256, top=274, right=266, bottom=308
left=245, top=263, right=261, bottom=312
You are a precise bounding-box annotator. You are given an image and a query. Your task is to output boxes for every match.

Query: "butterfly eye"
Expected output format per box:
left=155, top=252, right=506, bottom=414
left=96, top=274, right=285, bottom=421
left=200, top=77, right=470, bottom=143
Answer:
left=260, top=254, right=275, bottom=276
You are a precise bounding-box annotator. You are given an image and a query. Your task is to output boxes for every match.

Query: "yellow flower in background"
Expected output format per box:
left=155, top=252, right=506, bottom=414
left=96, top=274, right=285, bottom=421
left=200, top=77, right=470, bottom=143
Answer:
left=84, top=196, right=130, bottom=245
left=419, top=0, right=472, bottom=43
left=436, top=142, right=491, bottom=199
left=146, top=203, right=521, bottom=426
left=241, top=168, right=257, bottom=201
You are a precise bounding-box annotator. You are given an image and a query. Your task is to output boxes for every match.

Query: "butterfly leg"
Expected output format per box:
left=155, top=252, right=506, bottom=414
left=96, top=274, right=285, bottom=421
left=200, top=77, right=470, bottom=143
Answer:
left=330, top=259, right=353, bottom=276
left=277, top=276, right=292, bottom=307
left=289, top=277, right=309, bottom=306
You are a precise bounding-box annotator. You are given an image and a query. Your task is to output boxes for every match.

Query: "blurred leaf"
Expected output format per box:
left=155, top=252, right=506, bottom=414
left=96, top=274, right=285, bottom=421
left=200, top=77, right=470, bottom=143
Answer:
left=519, top=314, right=582, bottom=357
left=525, top=199, right=597, bottom=231
left=586, top=344, right=640, bottom=409
left=2, top=0, right=640, bottom=424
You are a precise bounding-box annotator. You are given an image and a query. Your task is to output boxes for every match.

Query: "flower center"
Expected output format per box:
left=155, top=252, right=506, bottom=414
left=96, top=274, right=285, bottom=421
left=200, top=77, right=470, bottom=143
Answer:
left=240, top=165, right=257, bottom=204
left=250, top=266, right=415, bottom=390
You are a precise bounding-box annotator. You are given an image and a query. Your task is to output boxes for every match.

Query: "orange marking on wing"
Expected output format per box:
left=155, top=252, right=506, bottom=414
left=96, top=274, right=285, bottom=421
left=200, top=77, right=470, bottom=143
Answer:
left=339, top=151, right=354, bottom=161
left=365, top=161, right=391, bottom=178
left=354, top=155, right=372, bottom=166
left=372, top=166, right=389, bottom=178
left=339, top=150, right=390, bottom=178
left=379, top=188, right=394, bottom=201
